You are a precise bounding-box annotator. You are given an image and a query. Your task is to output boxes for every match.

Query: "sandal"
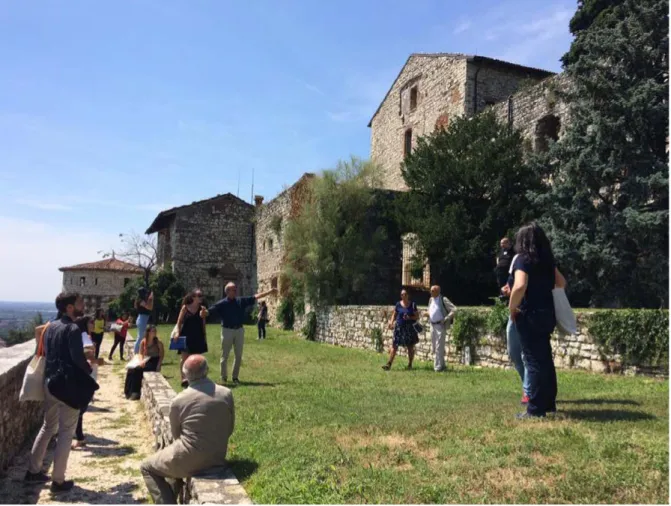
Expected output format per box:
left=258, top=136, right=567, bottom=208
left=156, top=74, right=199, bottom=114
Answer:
left=382, top=363, right=391, bottom=371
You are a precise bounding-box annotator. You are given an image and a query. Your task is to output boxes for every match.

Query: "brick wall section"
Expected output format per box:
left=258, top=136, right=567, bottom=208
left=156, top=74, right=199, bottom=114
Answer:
left=156, top=195, right=256, bottom=301
left=301, top=306, right=667, bottom=377
left=370, top=55, right=468, bottom=191
left=141, top=372, right=252, bottom=504
left=0, top=341, right=44, bottom=472
left=489, top=74, right=571, bottom=151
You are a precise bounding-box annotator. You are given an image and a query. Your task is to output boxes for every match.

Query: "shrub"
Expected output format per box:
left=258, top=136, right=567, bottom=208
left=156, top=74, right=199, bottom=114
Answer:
left=586, top=310, right=669, bottom=368
left=485, top=297, right=509, bottom=339
left=277, top=298, right=295, bottom=331
left=452, top=310, right=486, bottom=354
left=302, top=311, right=317, bottom=341
left=370, top=327, right=384, bottom=353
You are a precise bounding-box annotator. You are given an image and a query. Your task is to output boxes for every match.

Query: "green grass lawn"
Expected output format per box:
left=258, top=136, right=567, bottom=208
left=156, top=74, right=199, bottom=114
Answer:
left=155, top=323, right=668, bottom=504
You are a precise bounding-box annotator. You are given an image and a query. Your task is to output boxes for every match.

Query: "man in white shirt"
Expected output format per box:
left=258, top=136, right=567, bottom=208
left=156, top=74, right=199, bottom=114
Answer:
left=425, top=286, right=457, bottom=372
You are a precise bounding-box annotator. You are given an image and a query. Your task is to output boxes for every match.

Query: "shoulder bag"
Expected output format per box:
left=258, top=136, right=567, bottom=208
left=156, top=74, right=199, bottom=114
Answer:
left=19, top=323, right=49, bottom=402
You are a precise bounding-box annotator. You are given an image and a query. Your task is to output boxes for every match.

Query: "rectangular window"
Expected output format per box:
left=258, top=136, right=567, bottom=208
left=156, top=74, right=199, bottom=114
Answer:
left=95, top=278, right=98, bottom=286
left=410, top=86, right=418, bottom=111
left=404, top=129, right=413, bottom=157
left=79, top=276, right=86, bottom=287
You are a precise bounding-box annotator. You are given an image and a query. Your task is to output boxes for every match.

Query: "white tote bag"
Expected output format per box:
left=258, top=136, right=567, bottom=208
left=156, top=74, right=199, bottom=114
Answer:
left=19, top=324, right=49, bottom=402
left=553, top=288, right=577, bottom=335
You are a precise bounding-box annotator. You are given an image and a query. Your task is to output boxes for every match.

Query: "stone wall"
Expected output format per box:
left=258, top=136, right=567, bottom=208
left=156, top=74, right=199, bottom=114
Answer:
left=141, top=372, right=252, bottom=504
left=0, top=341, right=44, bottom=472
left=370, top=55, right=468, bottom=191
left=168, top=195, right=256, bottom=300
left=490, top=74, right=571, bottom=152
left=302, top=305, right=667, bottom=377
left=255, top=174, right=314, bottom=323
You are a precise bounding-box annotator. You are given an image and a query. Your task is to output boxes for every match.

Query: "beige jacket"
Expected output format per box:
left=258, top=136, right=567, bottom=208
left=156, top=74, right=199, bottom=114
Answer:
left=151, top=378, right=235, bottom=478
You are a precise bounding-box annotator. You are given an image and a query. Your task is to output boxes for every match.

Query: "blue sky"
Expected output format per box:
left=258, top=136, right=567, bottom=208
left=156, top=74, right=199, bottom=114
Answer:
left=0, top=0, right=575, bottom=301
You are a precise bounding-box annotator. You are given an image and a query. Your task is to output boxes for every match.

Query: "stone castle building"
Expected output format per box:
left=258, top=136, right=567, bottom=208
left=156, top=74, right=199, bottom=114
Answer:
left=59, top=257, right=144, bottom=313
left=368, top=53, right=568, bottom=291
left=144, top=53, right=569, bottom=310
left=146, top=193, right=256, bottom=301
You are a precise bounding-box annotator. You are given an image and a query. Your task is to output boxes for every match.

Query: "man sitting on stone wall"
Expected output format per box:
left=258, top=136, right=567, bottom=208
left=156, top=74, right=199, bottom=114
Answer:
left=140, top=355, right=235, bottom=504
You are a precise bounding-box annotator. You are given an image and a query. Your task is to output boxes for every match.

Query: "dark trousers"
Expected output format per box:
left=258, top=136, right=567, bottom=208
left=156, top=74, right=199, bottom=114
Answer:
left=109, top=333, right=126, bottom=360
left=91, top=333, right=104, bottom=359
left=257, top=320, right=266, bottom=339
left=124, top=357, right=159, bottom=399
left=74, top=404, right=89, bottom=441
left=516, top=310, right=557, bottom=416
left=496, top=268, right=509, bottom=289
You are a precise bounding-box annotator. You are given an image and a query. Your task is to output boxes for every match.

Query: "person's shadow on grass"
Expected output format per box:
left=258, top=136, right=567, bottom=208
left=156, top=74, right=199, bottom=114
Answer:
left=560, top=398, right=641, bottom=406
left=563, top=409, right=656, bottom=422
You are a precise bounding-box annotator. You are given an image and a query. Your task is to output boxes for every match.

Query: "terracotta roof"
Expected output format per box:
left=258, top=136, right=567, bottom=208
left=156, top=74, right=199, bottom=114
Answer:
left=59, top=258, right=144, bottom=273
left=146, top=192, right=253, bottom=234
left=367, top=53, right=556, bottom=127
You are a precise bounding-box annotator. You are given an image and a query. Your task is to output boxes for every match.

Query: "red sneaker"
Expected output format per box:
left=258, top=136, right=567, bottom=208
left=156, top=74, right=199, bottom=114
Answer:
left=521, top=394, right=530, bottom=405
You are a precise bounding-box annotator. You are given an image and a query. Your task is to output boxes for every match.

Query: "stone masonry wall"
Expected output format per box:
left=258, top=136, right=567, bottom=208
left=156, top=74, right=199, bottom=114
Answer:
left=490, top=74, right=571, bottom=151
left=370, top=55, right=468, bottom=191
left=303, top=305, right=667, bottom=377
left=255, top=175, right=314, bottom=324
left=0, top=341, right=44, bottom=472
left=61, top=270, right=143, bottom=313
left=171, top=195, right=256, bottom=301
left=141, top=372, right=252, bottom=504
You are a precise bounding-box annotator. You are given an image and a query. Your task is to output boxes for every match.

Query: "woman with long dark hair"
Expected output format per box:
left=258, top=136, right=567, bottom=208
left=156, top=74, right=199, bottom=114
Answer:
left=174, top=289, right=208, bottom=388
left=382, top=289, right=420, bottom=370
left=124, top=325, right=164, bottom=400
left=509, top=222, right=566, bottom=418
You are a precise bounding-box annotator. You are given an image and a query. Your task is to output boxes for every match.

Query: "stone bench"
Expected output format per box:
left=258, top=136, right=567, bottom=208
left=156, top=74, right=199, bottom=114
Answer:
left=140, top=372, right=252, bottom=504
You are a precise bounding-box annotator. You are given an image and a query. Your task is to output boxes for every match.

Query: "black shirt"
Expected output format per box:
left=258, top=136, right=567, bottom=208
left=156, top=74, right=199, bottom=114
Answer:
left=497, top=247, right=514, bottom=271
left=511, top=255, right=555, bottom=313
left=44, top=316, right=92, bottom=380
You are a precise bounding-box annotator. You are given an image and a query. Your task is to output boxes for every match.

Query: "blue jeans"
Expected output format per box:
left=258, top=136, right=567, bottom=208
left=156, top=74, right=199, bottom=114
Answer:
left=507, top=318, right=530, bottom=396
left=134, top=313, right=150, bottom=353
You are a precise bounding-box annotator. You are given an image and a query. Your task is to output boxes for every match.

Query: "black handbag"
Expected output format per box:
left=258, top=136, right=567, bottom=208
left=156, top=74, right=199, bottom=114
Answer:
left=47, top=362, right=99, bottom=410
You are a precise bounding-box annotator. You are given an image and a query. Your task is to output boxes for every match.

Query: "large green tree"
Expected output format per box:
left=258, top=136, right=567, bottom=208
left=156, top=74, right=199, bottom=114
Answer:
left=531, top=0, right=668, bottom=308
left=283, top=158, right=400, bottom=308
left=400, top=111, right=542, bottom=304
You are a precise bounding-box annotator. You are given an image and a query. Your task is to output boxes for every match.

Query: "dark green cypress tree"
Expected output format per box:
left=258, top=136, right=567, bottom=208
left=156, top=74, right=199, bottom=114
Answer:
left=531, top=0, right=668, bottom=308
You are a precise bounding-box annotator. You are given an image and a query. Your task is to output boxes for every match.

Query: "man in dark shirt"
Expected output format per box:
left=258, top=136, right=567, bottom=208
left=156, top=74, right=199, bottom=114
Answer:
left=495, top=237, right=514, bottom=290
left=207, top=283, right=276, bottom=384
left=26, top=292, right=90, bottom=493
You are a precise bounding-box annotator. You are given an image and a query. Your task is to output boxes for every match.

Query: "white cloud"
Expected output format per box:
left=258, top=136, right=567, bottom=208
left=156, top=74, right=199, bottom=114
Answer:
left=454, top=19, right=472, bottom=35
left=0, top=216, right=122, bottom=302
left=15, top=199, right=73, bottom=211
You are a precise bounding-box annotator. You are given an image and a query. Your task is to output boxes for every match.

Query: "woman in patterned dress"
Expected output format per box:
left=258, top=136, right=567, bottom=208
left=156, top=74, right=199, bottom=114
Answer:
left=382, top=289, right=420, bottom=370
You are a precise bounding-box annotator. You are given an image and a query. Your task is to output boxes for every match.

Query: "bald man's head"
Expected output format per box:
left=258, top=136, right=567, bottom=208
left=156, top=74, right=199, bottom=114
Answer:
left=183, top=354, right=209, bottom=383
left=430, top=285, right=441, bottom=297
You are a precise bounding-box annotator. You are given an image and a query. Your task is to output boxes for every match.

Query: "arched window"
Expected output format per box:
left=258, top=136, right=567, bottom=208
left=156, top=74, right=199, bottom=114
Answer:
left=534, top=115, right=561, bottom=153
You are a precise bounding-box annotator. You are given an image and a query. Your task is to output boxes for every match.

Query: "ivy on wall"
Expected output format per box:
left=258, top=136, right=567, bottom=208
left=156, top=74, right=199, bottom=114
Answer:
left=586, top=310, right=669, bottom=368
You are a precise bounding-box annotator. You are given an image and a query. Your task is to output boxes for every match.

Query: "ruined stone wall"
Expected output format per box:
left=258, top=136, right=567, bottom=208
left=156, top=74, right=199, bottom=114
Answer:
left=490, top=74, right=571, bottom=151
left=370, top=55, right=469, bottom=191
left=141, top=373, right=252, bottom=504
left=156, top=220, right=177, bottom=269
left=61, top=270, right=142, bottom=312
left=0, top=341, right=44, bottom=472
left=170, top=196, right=256, bottom=300
left=304, top=306, right=667, bottom=377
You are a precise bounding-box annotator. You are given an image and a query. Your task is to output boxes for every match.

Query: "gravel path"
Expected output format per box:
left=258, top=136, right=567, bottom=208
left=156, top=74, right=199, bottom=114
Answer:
left=0, top=341, right=152, bottom=504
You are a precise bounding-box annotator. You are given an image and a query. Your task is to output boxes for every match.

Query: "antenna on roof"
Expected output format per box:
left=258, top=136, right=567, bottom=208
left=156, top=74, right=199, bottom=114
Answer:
left=251, top=168, right=254, bottom=204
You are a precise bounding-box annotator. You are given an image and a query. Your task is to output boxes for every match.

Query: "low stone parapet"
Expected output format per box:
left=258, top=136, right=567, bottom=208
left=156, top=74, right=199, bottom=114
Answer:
left=0, top=341, right=44, bottom=472
left=140, top=372, right=252, bottom=504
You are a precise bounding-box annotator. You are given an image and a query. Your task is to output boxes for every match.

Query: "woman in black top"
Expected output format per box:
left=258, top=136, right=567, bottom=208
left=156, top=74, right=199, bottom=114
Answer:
left=174, top=289, right=207, bottom=387
left=257, top=301, right=268, bottom=340
left=509, top=222, right=566, bottom=419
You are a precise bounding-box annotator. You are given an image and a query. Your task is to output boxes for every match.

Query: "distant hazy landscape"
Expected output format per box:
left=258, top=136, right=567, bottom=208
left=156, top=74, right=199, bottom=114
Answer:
left=0, top=301, right=57, bottom=339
